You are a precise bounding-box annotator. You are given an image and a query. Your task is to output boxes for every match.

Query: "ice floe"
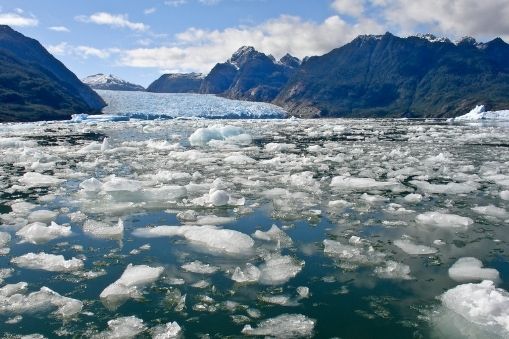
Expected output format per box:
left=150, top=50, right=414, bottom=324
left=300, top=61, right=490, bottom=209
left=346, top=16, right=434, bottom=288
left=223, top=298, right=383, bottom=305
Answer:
left=11, top=252, right=83, bottom=272
left=16, top=221, right=71, bottom=244
left=241, top=314, right=315, bottom=338
left=416, top=212, right=474, bottom=229
left=448, top=257, right=500, bottom=283
left=394, top=238, right=438, bottom=255
left=100, top=264, right=164, bottom=309
left=258, top=255, right=304, bottom=285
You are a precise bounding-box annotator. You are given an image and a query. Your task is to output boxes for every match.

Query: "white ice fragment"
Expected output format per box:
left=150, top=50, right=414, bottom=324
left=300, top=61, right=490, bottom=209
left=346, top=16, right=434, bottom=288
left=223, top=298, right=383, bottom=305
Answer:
left=416, top=212, right=473, bottom=229
left=209, top=190, right=230, bottom=206
left=151, top=321, right=181, bottom=339
left=440, top=280, right=509, bottom=337
left=410, top=180, right=478, bottom=194
left=18, top=172, right=64, bottom=187
left=195, top=215, right=235, bottom=225
left=83, top=218, right=124, bottom=238
left=471, top=205, right=509, bottom=219
left=0, top=284, right=82, bottom=317
left=231, top=263, right=261, bottom=283
left=500, top=191, right=509, bottom=201
left=241, top=314, right=315, bottom=338
left=189, top=125, right=252, bottom=146
left=448, top=257, right=501, bottom=283
left=453, top=105, right=509, bottom=121
left=361, top=193, right=389, bottom=203
left=181, top=261, right=219, bottom=274
left=296, top=286, right=309, bottom=299
left=403, top=193, right=422, bottom=203
left=27, top=210, right=58, bottom=223
left=264, top=143, right=295, bottom=152
left=16, top=221, right=71, bottom=244
left=253, top=225, right=293, bottom=248
left=133, top=225, right=254, bottom=255
left=258, top=255, right=303, bottom=285
left=102, top=176, right=142, bottom=192
left=394, top=238, right=438, bottom=255
left=94, top=316, right=147, bottom=338
left=10, top=201, right=36, bottom=215
left=0, top=268, right=13, bottom=284
left=330, top=175, right=396, bottom=191
left=323, top=239, right=385, bottom=265
left=224, top=154, right=255, bottom=165
left=11, top=252, right=83, bottom=272
left=100, top=264, right=164, bottom=309
left=0, top=231, right=11, bottom=248
left=374, top=260, right=412, bottom=280
left=79, top=178, right=103, bottom=192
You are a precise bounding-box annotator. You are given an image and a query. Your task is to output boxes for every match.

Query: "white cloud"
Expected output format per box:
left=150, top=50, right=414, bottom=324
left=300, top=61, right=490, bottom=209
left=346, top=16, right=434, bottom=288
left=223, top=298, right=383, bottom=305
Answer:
left=48, top=26, right=70, bottom=32
left=119, top=14, right=383, bottom=73
left=47, top=42, right=113, bottom=59
left=76, top=12, right=149, bottom=32
left=0, top=12, right=38, bottom=27
left=331, top=0, right=365, bottom=17
left=164, top=0, right=188, bottom=7
left=144, top=7, right=157, bottom=15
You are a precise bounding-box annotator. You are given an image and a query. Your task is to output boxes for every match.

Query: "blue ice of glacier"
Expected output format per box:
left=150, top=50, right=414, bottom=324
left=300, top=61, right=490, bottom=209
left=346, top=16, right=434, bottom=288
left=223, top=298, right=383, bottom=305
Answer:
left=95, top=90, right=287, bottom=119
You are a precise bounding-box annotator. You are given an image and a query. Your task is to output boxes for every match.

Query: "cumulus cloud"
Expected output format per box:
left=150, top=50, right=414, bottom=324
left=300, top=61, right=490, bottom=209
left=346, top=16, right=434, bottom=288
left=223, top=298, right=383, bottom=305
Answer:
left=0, top=11, right=38, bottom=27
left=48, top=26, right=70, bottom=32
left=48, top=42, right=114, bottom=59
left=329, top=0, right=509, bottom=40
left=119, top=14, right=384, bottom=73
left=76, top=12, right=149, bottom=32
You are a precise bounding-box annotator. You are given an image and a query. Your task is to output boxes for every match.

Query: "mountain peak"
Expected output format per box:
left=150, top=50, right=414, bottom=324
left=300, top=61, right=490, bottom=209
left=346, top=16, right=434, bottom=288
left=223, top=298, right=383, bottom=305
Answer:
left=280, top=53, right=301, bottom=68
left=455, top=36, right=478, bottom=46
left=82, top=74, right=144, bottom=92
left=413, top=33, right=451, bottom=43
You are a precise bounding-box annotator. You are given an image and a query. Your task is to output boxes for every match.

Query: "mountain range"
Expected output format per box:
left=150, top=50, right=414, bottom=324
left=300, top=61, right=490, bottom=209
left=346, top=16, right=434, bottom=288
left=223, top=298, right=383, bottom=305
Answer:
left=1, top=25, right=508, bottom=121
left=0, top=25, right=105, bottom=122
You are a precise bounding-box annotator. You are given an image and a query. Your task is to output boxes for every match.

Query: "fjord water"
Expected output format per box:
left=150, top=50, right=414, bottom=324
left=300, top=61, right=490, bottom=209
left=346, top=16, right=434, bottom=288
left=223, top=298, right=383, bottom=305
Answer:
left=1, top=93, right=509, bottom=338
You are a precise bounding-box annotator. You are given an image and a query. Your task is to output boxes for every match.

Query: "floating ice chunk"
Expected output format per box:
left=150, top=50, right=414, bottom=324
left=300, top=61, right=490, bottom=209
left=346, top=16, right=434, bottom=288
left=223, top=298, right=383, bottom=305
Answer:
left=0, top=284, right=82, bottom=317
left=328, top=199, right=352, bottom=209
left=16, top=221, right=71, bottom=244
left=209, top=190, right=230, bottom=206
left=101, top=137, right=110, bottom=152
left=0, top=282, right=27, bottom=297
left=189, top=125, right=252, bottom=146
left=93, top=316, right=147, bottom=339
left=133, top=225, right=254, bottom=255
left=253, top=225, right=293, bottom=248
left=100, top=264, right=164, bottom=309
left=471, top=205, right=509, bottom=219
left=18, top=172, right=64, bottom=187
left=403, top=193, right=422, bottom=203
left=448, top=257, right=500, bottom=283
left=79, top=178, right=103, bottom=192
left=231, top=263, right=261, bottom=283
left=224, top=154, right=256, bottom=165
left=258, top=255, right=303, bottom=285
left=27, top=210, right=58, bottom=223
left=151, top=321, right=181, bottom=339
left=11, top=252, right=83, bottom=272
left=394, top=238, right=438, bottom=255
left=181, top=261, right=219, bottom=274
left=264, top=143, right=295, bottom=152
left=296, top=286, right=310, bottom=299
left=440, top=280, right=509, bottom=337
left=453, top=105, right=509, bottom=121
left=330, top=176, right=397, bottom=191
left=102, top=176, right=142, bottom=192
left=323, top=239, right=385, bottom=265
left=258, top=294, right=298, bottom=306
left=361, top=193, right=389, bottom=203
left=83, top=219, right=124, bottom=238
left=0, top=231, right=11, bottom=248
left=78, top=141, right=102, bottom=153
left=500, top=191, right=509, bottom=201
left=241, top=314, right=315, bottom=338
left=0, top=268, right=13, bottom=284
left=283, top=171, right=321, bottom=193
left=416, top=212, right=474, bottom=229
left=152, top=170, right=191, bottom=183
left=10, top=201, right=37, bottom=215
left=374, top=260, right=412, bottom=280
left=195, top=215, right=235, bottom=225
left=410, top=180, right=478, bottom=194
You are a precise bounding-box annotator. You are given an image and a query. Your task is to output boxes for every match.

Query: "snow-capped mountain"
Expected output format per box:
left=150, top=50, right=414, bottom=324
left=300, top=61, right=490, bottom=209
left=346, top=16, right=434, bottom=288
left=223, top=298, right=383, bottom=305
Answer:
left=82, top=74, right=145, bottom=92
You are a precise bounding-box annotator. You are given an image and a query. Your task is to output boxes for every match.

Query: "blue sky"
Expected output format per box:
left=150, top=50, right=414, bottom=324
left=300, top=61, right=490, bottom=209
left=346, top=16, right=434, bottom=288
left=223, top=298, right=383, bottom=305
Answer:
left=1, top=0, right=508, bottom=87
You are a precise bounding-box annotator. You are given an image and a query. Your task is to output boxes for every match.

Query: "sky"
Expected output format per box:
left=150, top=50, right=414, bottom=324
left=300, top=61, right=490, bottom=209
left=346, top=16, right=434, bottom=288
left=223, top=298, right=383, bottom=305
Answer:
left=1, top=0, right=508, bottom=87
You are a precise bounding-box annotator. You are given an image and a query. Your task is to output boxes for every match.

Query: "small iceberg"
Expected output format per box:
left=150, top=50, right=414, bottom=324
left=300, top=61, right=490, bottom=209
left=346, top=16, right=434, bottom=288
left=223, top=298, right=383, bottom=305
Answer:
left=452, top=105, right=509, bottom=121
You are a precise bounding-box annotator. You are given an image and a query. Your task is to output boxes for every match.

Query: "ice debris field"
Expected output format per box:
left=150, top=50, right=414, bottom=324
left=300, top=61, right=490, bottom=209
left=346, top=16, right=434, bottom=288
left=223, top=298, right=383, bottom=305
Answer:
left=0, top=117, right=509, bottom=338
